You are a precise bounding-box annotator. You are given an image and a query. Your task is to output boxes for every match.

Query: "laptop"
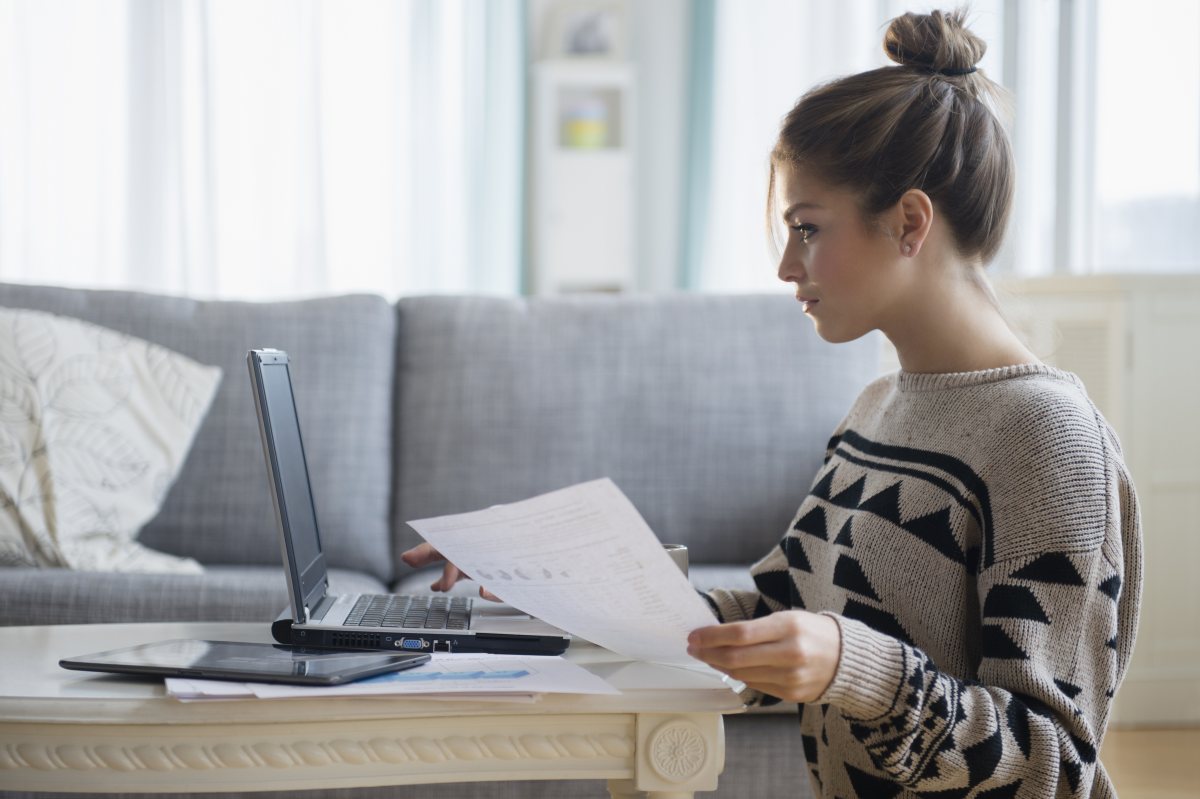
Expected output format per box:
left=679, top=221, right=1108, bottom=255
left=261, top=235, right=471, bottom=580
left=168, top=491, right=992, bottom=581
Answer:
left=247, top=348, right=570, bottom=656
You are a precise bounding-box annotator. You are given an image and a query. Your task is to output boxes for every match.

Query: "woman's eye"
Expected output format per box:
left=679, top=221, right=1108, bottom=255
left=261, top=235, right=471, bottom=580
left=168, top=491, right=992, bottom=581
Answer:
left=790, top=224, right=816, bottom=242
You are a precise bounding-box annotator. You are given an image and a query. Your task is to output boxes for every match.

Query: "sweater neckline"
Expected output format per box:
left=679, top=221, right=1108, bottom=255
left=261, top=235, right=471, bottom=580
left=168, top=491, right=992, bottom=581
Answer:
left=896, top=363, right=1082, bottom=393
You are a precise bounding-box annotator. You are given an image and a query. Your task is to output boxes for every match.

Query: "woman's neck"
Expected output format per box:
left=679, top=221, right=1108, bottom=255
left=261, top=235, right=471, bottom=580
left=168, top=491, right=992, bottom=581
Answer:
left=882, top=266, right=1040, bottom=375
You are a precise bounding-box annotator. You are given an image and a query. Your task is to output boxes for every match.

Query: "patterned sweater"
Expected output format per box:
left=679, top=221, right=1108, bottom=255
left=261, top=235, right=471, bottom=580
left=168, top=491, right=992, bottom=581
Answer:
left=707, top=365, right=1142, bottom=799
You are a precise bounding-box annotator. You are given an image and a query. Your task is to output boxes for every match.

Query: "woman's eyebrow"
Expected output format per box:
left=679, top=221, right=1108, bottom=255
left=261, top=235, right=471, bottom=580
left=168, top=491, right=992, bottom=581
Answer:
left=782, top=202, right=824, bottom=218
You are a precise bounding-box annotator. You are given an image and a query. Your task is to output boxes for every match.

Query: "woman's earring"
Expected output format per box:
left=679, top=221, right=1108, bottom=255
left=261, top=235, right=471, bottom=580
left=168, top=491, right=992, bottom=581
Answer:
left=904, top=243, right=912, bottom=254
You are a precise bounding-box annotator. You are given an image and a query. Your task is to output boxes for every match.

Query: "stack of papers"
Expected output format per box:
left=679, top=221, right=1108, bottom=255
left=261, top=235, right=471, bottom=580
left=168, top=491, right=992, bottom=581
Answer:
left=166, top=653, right=619, bottom=703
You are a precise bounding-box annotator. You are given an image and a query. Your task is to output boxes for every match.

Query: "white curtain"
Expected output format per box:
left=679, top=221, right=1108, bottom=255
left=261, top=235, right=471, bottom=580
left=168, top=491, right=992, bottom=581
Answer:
left=0, top=0, right=525, bottom=300
left=694, top=0, right=1005, bottom=292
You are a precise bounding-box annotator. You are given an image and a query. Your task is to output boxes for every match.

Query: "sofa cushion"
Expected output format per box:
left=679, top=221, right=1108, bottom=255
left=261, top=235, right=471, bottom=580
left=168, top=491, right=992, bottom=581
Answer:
left=392, top=294, right=878, bottom=569
left=0, top=308, right=222, bottom=574
left=0, top=284, right=396, bottom=581
left=0, top=566, right=387, bottom=626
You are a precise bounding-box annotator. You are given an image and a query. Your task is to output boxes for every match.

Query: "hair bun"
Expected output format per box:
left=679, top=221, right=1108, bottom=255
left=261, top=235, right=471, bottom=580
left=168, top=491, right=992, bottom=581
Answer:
left=883, top=8, right=986, bottom=74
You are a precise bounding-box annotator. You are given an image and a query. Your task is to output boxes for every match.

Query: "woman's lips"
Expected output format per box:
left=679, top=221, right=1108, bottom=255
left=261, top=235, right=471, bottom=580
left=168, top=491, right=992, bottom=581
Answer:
left=798, top=296, right=818, bottom=312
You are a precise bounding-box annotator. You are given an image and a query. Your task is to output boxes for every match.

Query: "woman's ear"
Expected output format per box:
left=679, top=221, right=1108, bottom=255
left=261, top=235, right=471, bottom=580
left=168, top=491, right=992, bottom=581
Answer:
left=895, top=189, right=933, bottom=258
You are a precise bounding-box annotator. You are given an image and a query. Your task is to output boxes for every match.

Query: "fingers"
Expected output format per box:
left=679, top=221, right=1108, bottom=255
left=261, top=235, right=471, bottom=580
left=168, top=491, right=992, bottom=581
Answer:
left=689, top=636, right=802, bottom=672
left=401, top=543, right=505, bottom=604
left=400, top=542, right=445, bottom=569
left=429, top=562, right=464, bottom=592
left=686, top=611, right=842, bottom=704
left=688, top=613, right=797, bottom=649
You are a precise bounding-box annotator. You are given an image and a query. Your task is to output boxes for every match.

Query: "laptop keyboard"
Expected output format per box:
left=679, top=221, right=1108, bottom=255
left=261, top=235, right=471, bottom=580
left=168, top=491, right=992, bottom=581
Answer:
left=344, top=595, right=471, bottom=630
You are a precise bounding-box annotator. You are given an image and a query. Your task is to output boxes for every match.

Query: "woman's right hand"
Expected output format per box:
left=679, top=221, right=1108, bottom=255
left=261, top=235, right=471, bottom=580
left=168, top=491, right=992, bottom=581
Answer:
left=399, top=542, right=503, bottom=601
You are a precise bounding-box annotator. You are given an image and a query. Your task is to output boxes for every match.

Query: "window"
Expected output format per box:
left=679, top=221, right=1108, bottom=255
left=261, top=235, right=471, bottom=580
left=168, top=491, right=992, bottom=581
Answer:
left=1093, top=0, right=1199, bottom=272
left=686, top=0, right=1200, bottom=288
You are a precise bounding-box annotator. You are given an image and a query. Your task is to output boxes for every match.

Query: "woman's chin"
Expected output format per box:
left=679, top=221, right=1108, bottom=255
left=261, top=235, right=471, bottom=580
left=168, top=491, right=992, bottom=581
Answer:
left=809, top=316, right=871, bottom=345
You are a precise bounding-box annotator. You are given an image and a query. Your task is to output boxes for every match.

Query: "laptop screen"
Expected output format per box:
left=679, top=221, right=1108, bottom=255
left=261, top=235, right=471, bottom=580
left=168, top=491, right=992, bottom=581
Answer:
left=258, top=360, right=325, bottom=602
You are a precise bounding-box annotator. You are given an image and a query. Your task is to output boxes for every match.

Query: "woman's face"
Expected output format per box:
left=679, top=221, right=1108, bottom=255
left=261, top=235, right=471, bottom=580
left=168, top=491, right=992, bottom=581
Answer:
left=775, top=165, right=905, bottom=343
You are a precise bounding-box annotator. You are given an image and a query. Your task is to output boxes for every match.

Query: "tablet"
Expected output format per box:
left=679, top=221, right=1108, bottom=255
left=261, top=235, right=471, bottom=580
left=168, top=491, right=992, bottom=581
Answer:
left=60, top=639, right=431, bottom=686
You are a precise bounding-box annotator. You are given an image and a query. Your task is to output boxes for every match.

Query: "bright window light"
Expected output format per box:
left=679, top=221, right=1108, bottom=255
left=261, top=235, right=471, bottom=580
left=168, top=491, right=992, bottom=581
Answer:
left=1094, top=0, right=1200, bottom=272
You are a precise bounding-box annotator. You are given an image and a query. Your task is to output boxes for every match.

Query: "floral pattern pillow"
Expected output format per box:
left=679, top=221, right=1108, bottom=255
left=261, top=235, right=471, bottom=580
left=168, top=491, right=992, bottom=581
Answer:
left=0, top=308, right=221, bottom=573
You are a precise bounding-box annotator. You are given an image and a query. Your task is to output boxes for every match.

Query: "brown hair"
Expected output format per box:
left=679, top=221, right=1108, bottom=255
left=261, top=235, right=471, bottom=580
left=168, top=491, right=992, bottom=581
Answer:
left=767, top=8, right=1014, bottom=268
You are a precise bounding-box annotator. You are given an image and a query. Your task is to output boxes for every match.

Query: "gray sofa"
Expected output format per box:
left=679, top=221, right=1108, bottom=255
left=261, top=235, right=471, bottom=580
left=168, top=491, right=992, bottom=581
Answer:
left=0, top=283, right=879, bottom=799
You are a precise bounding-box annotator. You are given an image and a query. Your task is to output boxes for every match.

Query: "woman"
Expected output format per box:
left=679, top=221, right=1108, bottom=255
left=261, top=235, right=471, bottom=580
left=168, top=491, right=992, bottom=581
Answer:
left=406, top=9, right=1141, bottom=798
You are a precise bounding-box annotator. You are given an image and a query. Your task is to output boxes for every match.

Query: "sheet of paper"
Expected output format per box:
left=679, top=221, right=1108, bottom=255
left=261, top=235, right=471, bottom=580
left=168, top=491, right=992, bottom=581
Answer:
left=407, top=478, right=719, bottom=667
left=165, top=677, right=257, bottom=702
left=246, top=653, right=615, bottom=699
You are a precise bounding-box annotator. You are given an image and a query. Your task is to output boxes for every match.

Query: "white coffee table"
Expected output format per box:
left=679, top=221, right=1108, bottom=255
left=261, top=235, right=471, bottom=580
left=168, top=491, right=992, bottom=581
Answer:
left=0, top=622, right=744, bottom=797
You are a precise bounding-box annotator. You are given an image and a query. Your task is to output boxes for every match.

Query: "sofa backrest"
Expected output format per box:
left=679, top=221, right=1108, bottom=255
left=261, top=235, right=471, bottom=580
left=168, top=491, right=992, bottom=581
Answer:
left=0, top=284, right=396, bottom=582
left=392, top=294, right=879, bottom=569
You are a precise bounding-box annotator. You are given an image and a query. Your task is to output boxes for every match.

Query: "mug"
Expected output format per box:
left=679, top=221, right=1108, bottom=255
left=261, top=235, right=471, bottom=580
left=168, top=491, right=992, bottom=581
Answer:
left=662, top=544, right=689, bottom=576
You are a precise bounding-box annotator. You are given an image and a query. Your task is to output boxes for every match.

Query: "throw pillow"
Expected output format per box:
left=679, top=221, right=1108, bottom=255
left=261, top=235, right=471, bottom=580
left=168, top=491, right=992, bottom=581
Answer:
left=0, top=308, right=222, bottom=573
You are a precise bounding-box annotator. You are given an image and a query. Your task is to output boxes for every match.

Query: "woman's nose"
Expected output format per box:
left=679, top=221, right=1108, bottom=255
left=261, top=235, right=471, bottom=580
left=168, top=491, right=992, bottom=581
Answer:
left=777, top=247, right=805, bottom=284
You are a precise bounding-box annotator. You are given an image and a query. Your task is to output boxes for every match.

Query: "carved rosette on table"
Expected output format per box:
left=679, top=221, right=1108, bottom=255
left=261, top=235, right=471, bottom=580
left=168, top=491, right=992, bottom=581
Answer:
left=646, top=719, right=707, bottom=783
left=0, top=731, right=635, bottom=774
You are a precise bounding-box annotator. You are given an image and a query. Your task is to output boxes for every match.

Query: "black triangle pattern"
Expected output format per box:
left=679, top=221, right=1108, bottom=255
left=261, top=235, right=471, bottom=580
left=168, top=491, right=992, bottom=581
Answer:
left=1106, top=634, right=1118, bottom=650
left=1062, top=759, right=1081, bottom=793
left=784, top=534, right=813, bottom=573
left=754, top=570, right=793, bottom=608
left=1010, top=553, right=1085, bottom=586
left=802, top=734, right=819, bottom=764
left=1098, top=574, right=1122, bottom=600
left=976, top=780, right=1023, bottom=799
left=834, top=517, right=854, bottom=547
left=830, top=475, right=867, bottom=509
left=1005, top=697, right=1032, bottom=760
left=753, top=596, right=774, bottom=618
left=983, top=585, right=1050, bottom=624
left=900, top=507, right=966, bottom=564
left=1054, top=679, right=1083, bottom=700
left=858, top=482, right=903, bottom=525
left=981, top=625, right=1029, bottom=660
left=833, top=554, right=880, bottom=601
left=1070, top=733, right=1096, bottom=764
left=843, top=598, right=916, bottom=646
left=794, top=506, right=828, bottom=540
left=811, top=467, right=837, bottom=500
left=844, top=763, right=903, bottom=799
left=963, top=727, right=1003, bottom=787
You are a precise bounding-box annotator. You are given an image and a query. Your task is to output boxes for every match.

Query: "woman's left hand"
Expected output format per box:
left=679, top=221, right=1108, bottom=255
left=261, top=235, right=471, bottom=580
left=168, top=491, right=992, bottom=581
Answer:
left=687, top=610, right=842, bottom=704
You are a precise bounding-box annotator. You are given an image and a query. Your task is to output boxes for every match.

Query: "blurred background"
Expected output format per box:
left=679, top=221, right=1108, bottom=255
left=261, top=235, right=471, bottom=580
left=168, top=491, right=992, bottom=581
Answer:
left=3, top=0, right=1197, bottom=299
left=0, top=0, right=1197, bottom=742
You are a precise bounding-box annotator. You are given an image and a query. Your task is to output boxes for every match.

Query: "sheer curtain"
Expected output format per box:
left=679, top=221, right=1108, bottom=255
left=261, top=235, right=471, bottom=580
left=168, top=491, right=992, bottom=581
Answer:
left=0, top=0, right=525, bottom=300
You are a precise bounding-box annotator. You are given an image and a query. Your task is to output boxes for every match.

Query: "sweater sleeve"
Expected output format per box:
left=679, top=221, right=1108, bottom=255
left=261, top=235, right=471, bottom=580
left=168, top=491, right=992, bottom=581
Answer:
left=706, top=541, right=789, bottom=623
left=815, top=451, right=1142, bottom=798
left=707, top=424, right=854, bottom=625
